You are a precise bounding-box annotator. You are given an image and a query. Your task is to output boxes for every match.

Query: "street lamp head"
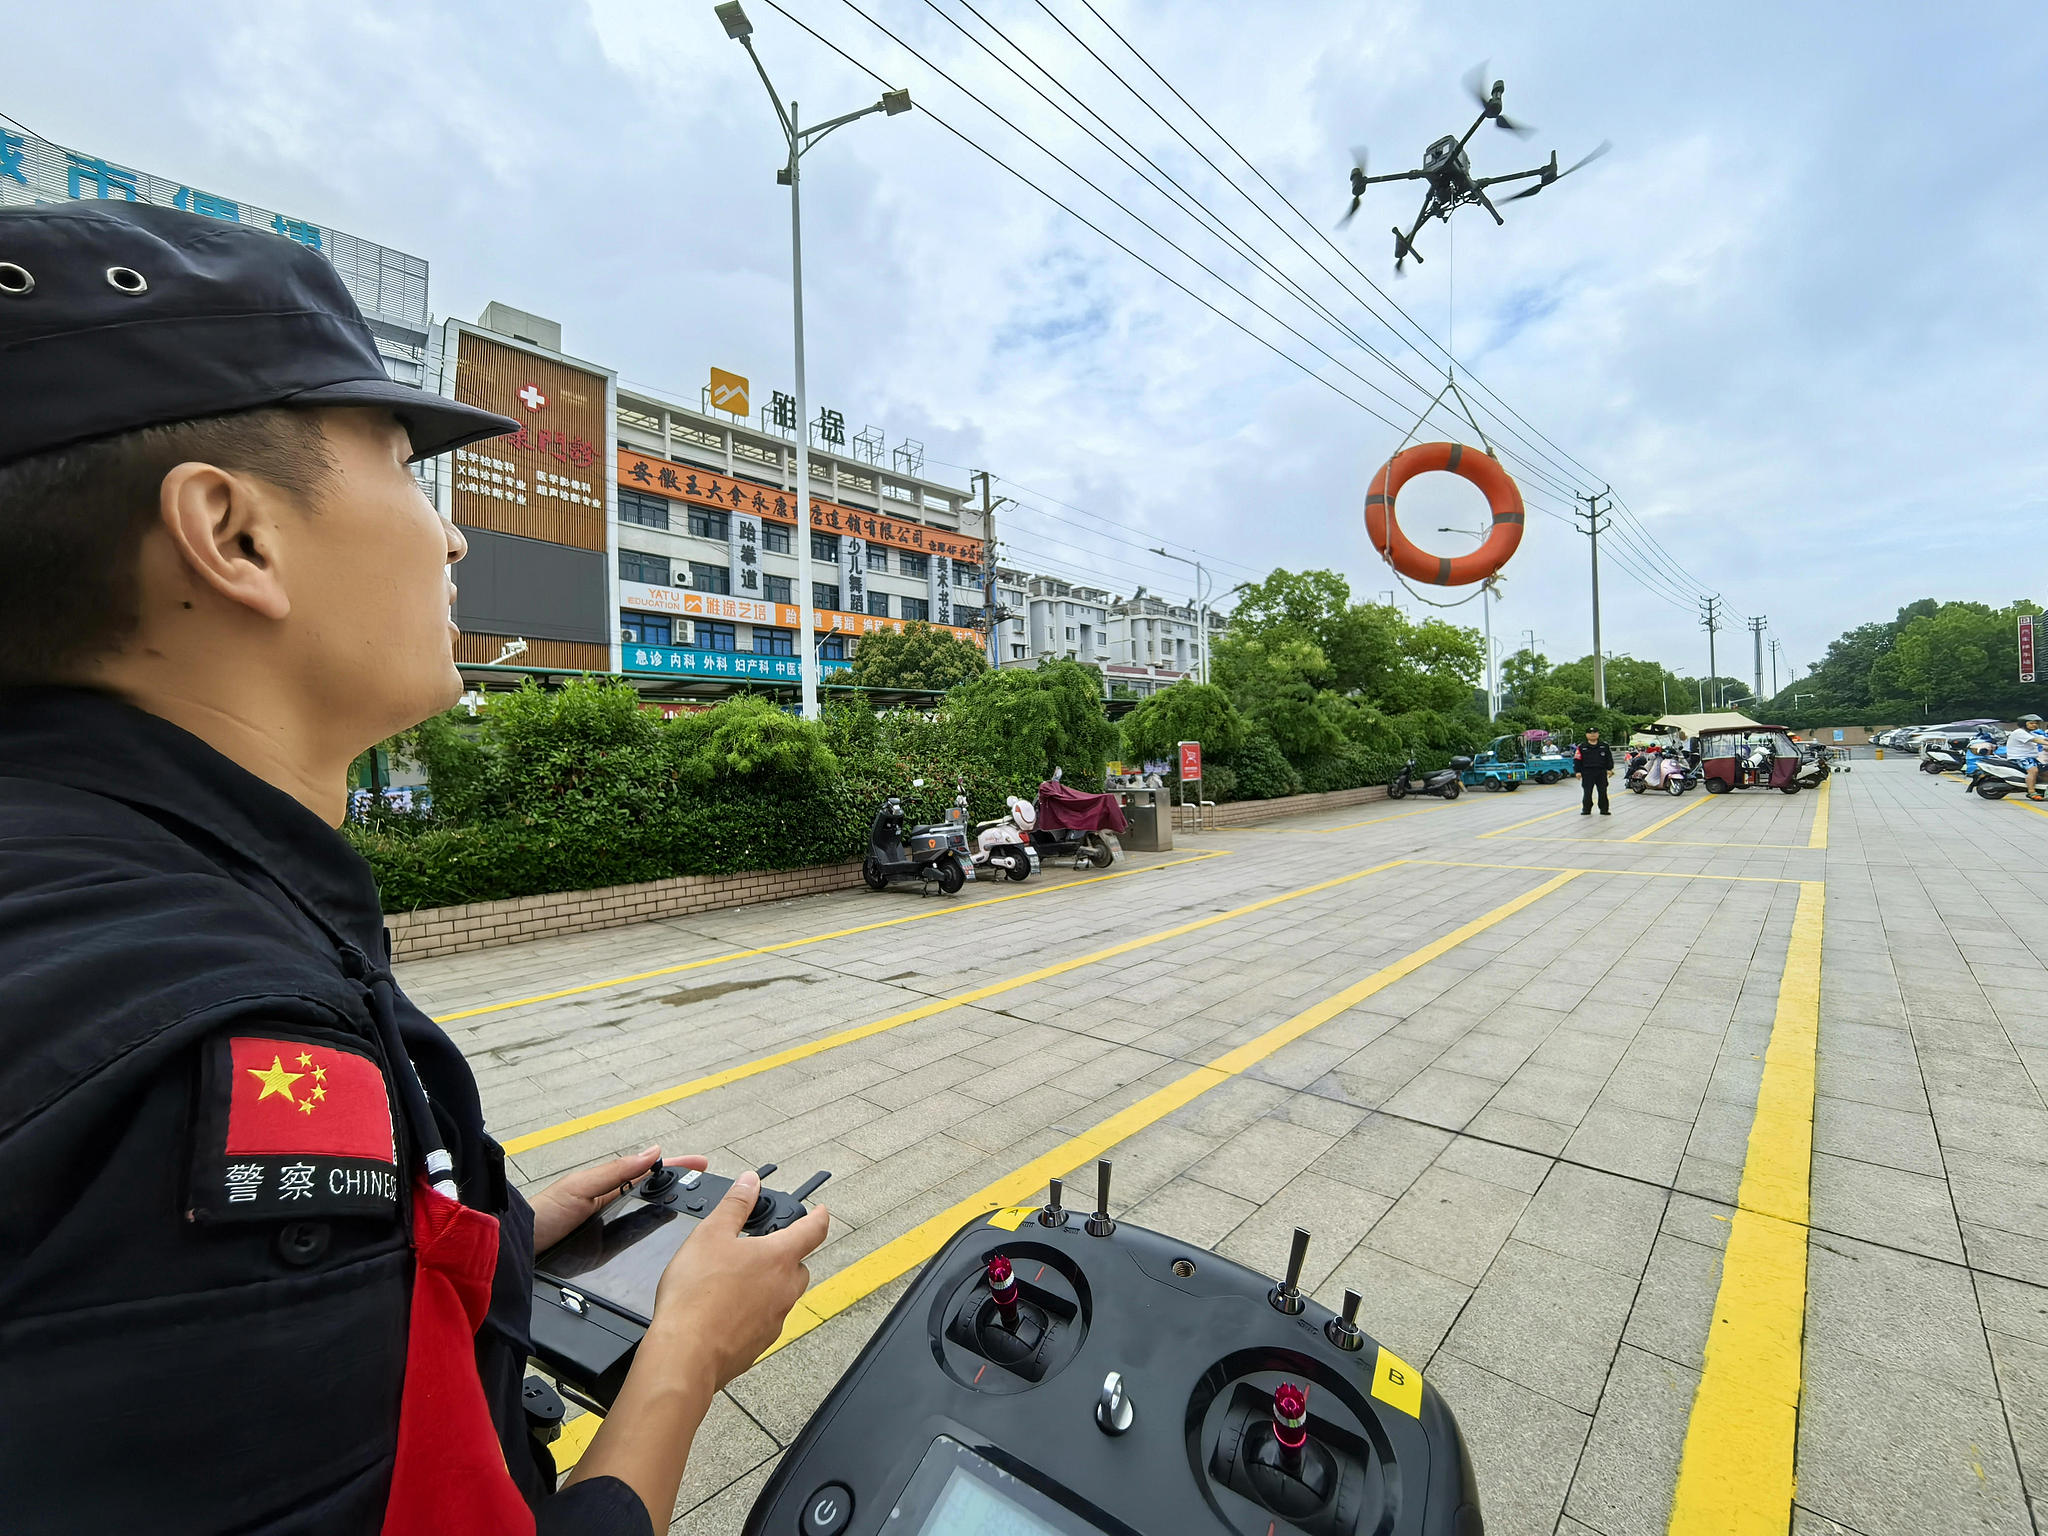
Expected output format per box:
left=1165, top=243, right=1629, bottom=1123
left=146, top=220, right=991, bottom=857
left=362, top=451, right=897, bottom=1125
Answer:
left=881, top=87, right=912, bottom=115
left=715, top=2, right=753, bottom=40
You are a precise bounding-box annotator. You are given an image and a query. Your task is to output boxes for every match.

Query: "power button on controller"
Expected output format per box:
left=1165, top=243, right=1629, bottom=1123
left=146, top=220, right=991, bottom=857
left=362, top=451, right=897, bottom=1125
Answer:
left=800, top=1482, right=852, bottom=1536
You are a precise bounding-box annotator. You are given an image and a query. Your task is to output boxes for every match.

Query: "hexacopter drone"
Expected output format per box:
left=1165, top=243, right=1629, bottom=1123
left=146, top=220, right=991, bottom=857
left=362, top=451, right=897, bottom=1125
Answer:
left=1340, top=64, right=1610, bottom=271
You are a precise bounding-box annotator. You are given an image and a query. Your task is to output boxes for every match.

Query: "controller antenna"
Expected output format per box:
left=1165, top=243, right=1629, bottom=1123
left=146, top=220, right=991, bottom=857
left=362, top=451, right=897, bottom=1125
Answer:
left=1038, top=1177, right=1068, bottom=1227
left=986, top=1253, right=1022, bottom=1331
left=1271, top=1382, right=1310, bottom=1470
left=1270, top=1228, right=1310, bottom=1314
left=1085, top=1159, right=1116, bottom=1237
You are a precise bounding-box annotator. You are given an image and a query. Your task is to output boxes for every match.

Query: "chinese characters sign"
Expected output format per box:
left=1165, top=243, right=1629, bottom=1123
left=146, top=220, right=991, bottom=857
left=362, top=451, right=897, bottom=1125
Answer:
left=615, top=450, right=983, bottom=563
left=621, top=645, right=851, bottom=680
left=616, top=581, right=979, bottom=643
left=0, top=125, right=428, bottom=344
left=731, top=508, right=764, bottom=599
left=2022, top=613, right=2037, bottom=685
left=842, top=536, right=868, bottom=615
left=930, top=551, right=954, bottom=627
left=454, top=331, right=608, bottom=551
left=1179, top=741, right=1203, bottom=782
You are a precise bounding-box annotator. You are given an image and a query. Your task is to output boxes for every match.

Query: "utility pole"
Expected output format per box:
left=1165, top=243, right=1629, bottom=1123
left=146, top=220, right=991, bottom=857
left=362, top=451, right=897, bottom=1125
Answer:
left=1699, top=596, right=1723, bottom=704
left=1768, top=637, right=1781, bottom=698
left=1574, top=486, right=1611, bottom=705
left=1747, top=615, right=1767, bottom=704
left=971, top=471, right=1007, bottom=670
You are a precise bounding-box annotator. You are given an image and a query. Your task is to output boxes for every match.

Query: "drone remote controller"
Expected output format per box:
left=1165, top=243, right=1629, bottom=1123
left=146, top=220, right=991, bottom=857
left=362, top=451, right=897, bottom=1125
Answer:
left=530, top=1161, right=829, bottom=1410
left=744, top=1161, right=1480, bottom=1536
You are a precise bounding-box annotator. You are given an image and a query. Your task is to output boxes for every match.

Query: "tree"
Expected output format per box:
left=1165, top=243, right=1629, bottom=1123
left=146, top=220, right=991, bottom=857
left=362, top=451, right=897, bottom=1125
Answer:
left=1212, top=633, right=1347, bottom=763
left=946, top=658, right=1118, bottom=790
left=847, top=621, right=989, bottom=691
left=1120, top=682, right=1246, bottom=765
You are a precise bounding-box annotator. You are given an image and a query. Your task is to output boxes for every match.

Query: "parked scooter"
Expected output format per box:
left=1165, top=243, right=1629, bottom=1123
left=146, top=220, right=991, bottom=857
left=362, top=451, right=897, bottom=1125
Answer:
left=971, top=793, right=1040, bottom=882
left=1921, top=741, right=1967, bottom=774
left=1628, top=747, right=1690, bottom=796
left=1386, top=756, right=1466, bottom=800
left=1030, top=771, right=1124, bottom=869
left=1966, top=754, right=2036, bottom=800
left=862, top=779, right=976, bottom=895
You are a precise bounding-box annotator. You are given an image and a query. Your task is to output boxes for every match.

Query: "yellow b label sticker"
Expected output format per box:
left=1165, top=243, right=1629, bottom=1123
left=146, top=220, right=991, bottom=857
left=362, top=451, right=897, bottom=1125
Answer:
left=1372, top=1346, right=1422, bottom=1418
left=986, top=1205, right=1037, bottom=1231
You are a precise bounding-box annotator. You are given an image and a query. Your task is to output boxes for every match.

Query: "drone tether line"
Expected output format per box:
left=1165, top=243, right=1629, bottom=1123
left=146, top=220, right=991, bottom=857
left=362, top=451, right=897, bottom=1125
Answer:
left=1371, top=222, right=1500, bottom=613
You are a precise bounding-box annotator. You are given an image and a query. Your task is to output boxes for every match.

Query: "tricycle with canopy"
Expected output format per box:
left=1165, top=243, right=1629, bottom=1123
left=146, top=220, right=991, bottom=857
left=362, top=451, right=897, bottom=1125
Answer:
left=1698, top=726, right=1803, bottom=794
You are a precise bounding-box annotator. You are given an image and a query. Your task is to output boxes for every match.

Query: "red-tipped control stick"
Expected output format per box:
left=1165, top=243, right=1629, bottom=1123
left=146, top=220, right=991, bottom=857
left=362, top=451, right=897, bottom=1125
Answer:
left=987, top=1253, right=1021, bottom=1330
left=1272, top=1382, right=1309, bottom=1465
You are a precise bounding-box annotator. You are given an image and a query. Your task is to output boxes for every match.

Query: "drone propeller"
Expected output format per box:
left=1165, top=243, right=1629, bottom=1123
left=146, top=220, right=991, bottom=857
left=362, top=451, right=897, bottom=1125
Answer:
left=1504, top=140, right=1611, bottom=201
left=1337, top=145, right=1369, bottom=228
left=1463, top=60, right=1536, bottom=137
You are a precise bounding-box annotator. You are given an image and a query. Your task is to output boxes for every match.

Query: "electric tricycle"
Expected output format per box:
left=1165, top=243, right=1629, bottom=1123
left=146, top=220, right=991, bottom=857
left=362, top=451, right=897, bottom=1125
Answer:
left=1698, top=726, right=1803, bottom=794
left=1460, top=737, right=1528, bottom=792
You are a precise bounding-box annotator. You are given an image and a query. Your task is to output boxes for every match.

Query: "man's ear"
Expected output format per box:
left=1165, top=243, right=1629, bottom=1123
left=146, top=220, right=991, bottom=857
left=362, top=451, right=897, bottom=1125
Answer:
left=156, top=462, right=293, bottom=621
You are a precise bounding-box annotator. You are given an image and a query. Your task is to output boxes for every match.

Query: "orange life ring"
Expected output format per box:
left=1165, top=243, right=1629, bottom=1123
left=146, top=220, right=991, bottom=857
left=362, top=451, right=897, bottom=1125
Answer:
left=1364, top=441, right=1525, bottom=586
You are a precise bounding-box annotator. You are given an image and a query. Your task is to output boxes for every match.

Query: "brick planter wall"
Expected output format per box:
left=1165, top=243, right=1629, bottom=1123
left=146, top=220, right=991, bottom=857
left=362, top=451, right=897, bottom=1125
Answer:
left=384, top=860, right=865, bottom=961
left=1184, top=783, right=1391, bottom=829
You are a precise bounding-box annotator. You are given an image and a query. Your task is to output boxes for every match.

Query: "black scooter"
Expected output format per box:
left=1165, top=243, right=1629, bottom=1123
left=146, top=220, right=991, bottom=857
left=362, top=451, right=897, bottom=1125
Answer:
left=862, top=781, right=976, bottom=896
left=1385, top=755, right=1466, bottom=800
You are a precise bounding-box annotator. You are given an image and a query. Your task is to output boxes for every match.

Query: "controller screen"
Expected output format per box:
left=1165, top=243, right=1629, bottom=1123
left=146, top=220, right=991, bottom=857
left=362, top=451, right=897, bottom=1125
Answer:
left=917, top=1470, right=1066, bottom=1536
left=900, top=1439, right=1104, bottom=1536
left=536, top=1198, right=684, bottom=1320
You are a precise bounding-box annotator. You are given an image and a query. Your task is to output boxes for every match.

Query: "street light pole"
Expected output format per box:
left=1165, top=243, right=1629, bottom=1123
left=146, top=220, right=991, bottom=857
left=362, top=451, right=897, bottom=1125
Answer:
left=1149, top=548, right=1211, bottom=683
left=718, top=1, right=909, bottom=719
left=1573, top=487, right=1611, bottom=706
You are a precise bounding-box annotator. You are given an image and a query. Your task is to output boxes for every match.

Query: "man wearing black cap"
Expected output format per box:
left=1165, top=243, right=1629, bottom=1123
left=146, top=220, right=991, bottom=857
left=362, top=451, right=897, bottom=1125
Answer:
left=0, top=203, right=826, bottom=1535
left=1576, top=727, right=1614, bottom=815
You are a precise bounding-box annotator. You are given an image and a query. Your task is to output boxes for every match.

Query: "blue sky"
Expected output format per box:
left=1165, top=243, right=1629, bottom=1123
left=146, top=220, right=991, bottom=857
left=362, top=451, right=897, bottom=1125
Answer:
left=9, top=0, right=2045, bottom=688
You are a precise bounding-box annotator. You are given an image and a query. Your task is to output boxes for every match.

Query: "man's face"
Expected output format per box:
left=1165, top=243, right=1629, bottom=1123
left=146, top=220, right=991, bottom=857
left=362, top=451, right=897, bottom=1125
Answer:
left=1587, top=732, right=1599, bottom=744
left=285, top=408, right=467, bottom=736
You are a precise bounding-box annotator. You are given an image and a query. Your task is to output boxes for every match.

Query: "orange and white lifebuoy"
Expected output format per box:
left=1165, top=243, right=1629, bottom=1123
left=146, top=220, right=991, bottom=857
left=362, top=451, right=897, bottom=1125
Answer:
left=1364, top=441, right=1525, bottom=586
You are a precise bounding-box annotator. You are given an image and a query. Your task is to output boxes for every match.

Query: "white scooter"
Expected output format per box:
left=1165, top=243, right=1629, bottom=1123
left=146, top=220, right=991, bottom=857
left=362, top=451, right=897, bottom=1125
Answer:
left=947, top=784, right=1040, bottom=882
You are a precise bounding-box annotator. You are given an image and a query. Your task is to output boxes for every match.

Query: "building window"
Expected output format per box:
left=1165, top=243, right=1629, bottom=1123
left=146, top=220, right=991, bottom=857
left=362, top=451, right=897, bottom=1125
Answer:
left=689, top=562, right=731, bottom=595
left=764, top=574, right=793, bottom=604
left=621, top=612, right=671, bottom=645
left=1011, top=645, right=1026, bottom=659
left=866, top=591, right=891, bottom=618
left=619, top=548, right=671, bottom=585
left=819, top=633, right=847, bottom=661
left=1065, top=627, right=1076, bottom=641
left=866, top=546, right=889, bottom=573
left=688, top=506, right=729, bottom=540
left=901, top=596, right=929, bottom=622
left=763, top=523, right=791, bottom=554
left=811, top=532, right=839, bottom=562
left=814, top=582, right=841, bottom=611
left=898, top=552, right=929, bottom=577
left=954, top=560, right=978, bottom=584
left=618, top=489, right=671, bottom=530
left=695, top=620, right=737, bottom=651
left=753, top=626, right=794, bottom=656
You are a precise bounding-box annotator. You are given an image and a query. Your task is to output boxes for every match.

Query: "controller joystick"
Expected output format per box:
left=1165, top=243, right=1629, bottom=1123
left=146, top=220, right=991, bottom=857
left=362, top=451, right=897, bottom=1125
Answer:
left=1245, top=1381, right=1336, bottom=1518
left=1325, top=1288, right=1366, bottom=1351
left=745, top=1163, right=780, bottom=1228
left=1037, top=1177, right=1069, bottom=1227
left=1269, top=1227, right=1310, bottom=1315
left=967, top=1252, right=1052, bottom=1369
left=641, top=1164, right=679, bottom=1198
left=987, top=1254, right=1022, bottom=1331
left=1085, top=1159, right=1116, bottom=1237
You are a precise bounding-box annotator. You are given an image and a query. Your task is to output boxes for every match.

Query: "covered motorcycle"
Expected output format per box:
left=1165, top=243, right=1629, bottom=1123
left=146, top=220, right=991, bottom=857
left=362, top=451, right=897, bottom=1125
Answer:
left=1032, top=779, right=1126, bottom=869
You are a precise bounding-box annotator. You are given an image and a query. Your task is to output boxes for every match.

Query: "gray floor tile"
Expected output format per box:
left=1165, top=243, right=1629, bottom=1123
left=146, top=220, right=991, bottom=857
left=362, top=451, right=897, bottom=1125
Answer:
left=1442, top=1239, right=1639, bottom=1413
left=1809, top=1151, right=1965, bottom=1262
left=1365, top=1167, right=1533, bottom=1286
left=1423, top=1351, right=1590, bottom=1536
left=1562, top=1344, right=1701, bottom=1536
left=1514, top=1162, right=1666, bottom=1279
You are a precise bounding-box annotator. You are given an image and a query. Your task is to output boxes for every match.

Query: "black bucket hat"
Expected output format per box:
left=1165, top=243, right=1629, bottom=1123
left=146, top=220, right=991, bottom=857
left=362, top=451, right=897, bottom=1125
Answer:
left=0, top=201, right=514, bottom=466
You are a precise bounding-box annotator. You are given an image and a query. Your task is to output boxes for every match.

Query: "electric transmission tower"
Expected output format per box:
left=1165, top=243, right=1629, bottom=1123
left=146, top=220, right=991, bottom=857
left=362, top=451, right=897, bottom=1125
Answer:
left=1700, top=596, right=1724, bottom=700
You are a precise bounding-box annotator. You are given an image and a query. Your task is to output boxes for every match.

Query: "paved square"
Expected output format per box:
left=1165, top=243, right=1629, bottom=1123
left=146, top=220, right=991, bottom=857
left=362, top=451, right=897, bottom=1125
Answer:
left=396, top=761, right=2048, bottom=1534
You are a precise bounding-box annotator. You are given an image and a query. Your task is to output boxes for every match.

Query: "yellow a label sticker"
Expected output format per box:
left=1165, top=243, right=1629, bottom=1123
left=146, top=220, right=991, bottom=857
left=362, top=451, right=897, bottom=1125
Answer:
left=985, top=1205, right=1037, bottom=1231
left=1372, top=1346, right=1423, bottom=1418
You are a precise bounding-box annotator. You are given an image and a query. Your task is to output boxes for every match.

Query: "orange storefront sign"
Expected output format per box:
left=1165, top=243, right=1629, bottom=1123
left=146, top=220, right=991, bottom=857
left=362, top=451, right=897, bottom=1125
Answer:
left=617, top=582, right=980, bottom=646
left=616, top=449, right=983, bottom=565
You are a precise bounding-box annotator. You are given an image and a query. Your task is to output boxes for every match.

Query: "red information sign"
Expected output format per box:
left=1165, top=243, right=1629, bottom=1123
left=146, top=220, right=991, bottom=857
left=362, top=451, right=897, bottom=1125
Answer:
left=1178, top=741, right=1203, bottom=782
left=2022, top=613, right=2037, bottom=685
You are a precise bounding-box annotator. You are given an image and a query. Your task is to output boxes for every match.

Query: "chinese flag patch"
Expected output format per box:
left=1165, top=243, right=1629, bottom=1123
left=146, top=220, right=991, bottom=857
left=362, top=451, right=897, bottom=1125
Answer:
left=189, top=1032, right=400, bottom=1224
left=226, top=1036, right=395, bottom=1161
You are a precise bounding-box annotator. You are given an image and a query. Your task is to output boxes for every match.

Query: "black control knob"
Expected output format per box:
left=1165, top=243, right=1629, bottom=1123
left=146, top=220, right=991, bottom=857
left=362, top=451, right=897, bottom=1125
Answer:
left=1270, top=1227, right=1310, bottom=1315
left=747, top=1162, right=779, bottom=1228
left=1246, top=1381, right=1334, bottom=1517
left=642, top=1164, right=679, bottom=1197
left=1038, top=1176, right=1069, bottom=1227
left=1085, top=1159, right=1116, bottom=1237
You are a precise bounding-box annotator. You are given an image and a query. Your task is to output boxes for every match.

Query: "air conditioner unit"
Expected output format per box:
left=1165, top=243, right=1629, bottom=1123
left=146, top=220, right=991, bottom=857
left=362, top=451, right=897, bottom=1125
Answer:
left=620, top=629, right=635, bottom=644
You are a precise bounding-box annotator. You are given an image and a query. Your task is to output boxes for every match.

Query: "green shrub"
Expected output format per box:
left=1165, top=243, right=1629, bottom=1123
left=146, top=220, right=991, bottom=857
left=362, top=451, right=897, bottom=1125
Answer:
left=1120, top=682, right=1245, bottom=765
left=1220, top=725, right=1301, bottom=800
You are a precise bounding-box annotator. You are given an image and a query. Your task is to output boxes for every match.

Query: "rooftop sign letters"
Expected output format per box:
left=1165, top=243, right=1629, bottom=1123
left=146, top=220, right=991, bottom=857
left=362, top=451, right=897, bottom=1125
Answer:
left=616, top=450, right=982, bottom=565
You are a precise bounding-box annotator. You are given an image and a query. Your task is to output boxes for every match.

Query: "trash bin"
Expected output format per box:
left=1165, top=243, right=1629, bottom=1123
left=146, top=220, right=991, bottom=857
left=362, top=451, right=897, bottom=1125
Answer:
left=1118, top=786, right=1172, bottom=852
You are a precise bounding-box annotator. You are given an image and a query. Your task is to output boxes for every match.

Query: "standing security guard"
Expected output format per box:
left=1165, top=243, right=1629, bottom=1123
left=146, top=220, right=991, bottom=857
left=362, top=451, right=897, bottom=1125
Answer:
left=1576, top=726, right=1615, bottom=815
left=0, top=203, right=827, bottom=1534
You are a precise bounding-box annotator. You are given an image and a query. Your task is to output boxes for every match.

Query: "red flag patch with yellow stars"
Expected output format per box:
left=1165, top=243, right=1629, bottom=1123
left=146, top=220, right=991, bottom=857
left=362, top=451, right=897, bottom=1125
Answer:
left=188, top=1032, right=400, bottom=1224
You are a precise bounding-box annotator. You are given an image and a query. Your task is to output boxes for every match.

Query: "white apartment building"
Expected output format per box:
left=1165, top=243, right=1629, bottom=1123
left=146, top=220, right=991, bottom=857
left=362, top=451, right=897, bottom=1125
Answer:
left=995, top=567, right=1226, bottom=697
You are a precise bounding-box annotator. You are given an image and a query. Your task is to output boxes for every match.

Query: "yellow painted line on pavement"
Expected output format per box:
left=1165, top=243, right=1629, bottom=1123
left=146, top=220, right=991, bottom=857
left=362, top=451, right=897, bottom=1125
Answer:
left=501, top=859, right=1406, bottom=1156
left=1623, top=793, right=1712, bottom=842
left=1410, top=858, right=1803, bottom=885
left=431, top=849, right=1232, bottom=1025
left=1476, top=804, right=1579, bottom=839
left=2000, top=795, right=2048, bottom=820
left=1807, top=777, right=1830, bottom=849
left=1668, top=880, right=1824, bottom=1536
left=547, top=868, right=1583, bottom=1471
